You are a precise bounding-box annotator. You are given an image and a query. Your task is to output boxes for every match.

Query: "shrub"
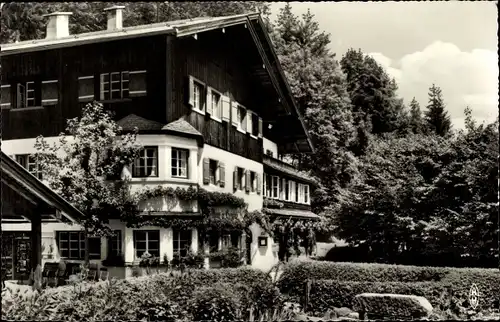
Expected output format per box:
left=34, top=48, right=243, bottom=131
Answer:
left=209, top=247, right=244, bottom=268
left=189, top=282, right=241, bottom=321
left=353, top=293, right=433, bottom=319
left=2, top=267, right=277, bottom=321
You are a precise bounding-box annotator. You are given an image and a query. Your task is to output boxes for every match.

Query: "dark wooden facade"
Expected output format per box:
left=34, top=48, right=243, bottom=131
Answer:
left=0, top=23, right=293, bottom=162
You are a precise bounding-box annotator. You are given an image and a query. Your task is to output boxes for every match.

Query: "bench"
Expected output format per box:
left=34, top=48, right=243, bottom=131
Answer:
left=353, top=293, right=433, bottom=320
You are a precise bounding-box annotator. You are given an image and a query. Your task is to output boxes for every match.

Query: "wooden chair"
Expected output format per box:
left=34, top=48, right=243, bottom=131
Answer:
left=87, top=263, right=98, bottom=281
left=41, top=263, right=59, bottom=287
left=99, top=267, right=109, bottom=281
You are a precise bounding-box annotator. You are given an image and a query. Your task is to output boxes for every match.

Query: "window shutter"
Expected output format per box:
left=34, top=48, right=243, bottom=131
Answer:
left=1, top=85, right=11, bottom=109
left=245, top=170, right=251, bottom=193
left=256, top=174, right=261, bottom=194
left=129, top=70, right=147, bottom=97
left=203, top=158, right=210, bottom=185
left=78, top=76, right=94, bottom=102
left=282, top=178, right=286, bottom=199
left=221, top=96, right=230, bottom=122
left=231, top=102, right=238, bottom=127
left=219, top=162, right=225, bottom=187
left=187, top=76, right=194, bottom=107
left=246, top=110, right=252, bottom=133
left=206, top=87, right=213, bottom=115
left=233, top=167, right=238, bottom=191
left=258, top=117, right=263, bottom=138
left=41, top=80, right=58, bottom=106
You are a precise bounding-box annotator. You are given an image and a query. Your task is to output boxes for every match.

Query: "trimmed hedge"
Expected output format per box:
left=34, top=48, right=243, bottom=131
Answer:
left=278, top=260, right=500, bottom=318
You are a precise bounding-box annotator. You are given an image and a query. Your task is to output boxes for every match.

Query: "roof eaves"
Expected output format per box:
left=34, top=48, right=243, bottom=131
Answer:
left=253, top=16, right=315, bottom=154
left=1, top=152, right=85, bottom=223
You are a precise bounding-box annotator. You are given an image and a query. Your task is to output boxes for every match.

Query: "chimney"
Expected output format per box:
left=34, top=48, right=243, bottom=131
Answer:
left=43, top=12, right=73, bottom=39
left=104, top=5, right=125, bottom=31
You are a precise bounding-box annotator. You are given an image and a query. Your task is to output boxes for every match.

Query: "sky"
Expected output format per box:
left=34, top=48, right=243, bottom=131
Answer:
left=269, top=2, right=499, bottom=129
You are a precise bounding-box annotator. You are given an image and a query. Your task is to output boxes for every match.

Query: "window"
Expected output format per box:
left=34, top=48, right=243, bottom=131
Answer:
left=237, top=167, right=244, bottom=190
left=209, top=159, right=218, bottom=185
left=15, top=154, right=42, bottom=180
left=16, top=82, right=38, bottom=108
left=266, top=149, right=274, bottom=157
left=78, top=76, right=94, bottom=102
left=173, top=229, right=192, bottom=257
left=250, top=171, right=256, bottom=193
left=133, top=230, right=160, bottom=258
left=57, top=231, right=101, bottom=260
left=265, top=173, right=272, bottom=198
left=251, top=113, right=259, bottom=136
left=108, top=230, right=122, bottom=257
left=132, top=146, right=158, bottom=178
left=295, top=182, right=300, bottom=202
left=304, top=184, right=310, bottom=204
left=237, top=106, right=246, bottom=130
left=284, top=180, right=290, bottom=201
left=271, top=176, right=280, bottom=199
left=171, top=148, right=188, bottom=178
left=1, top=84, right=11, bottom=108
left=210, top=90, right=221, bottom=119
left=100, top=71, right=129, bottom=100
left=193, top=81, right=203, bottom=111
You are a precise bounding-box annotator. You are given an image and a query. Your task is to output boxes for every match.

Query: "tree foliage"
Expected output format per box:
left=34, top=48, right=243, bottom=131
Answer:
left=424, top=84, right=452, bottom=137
left=332, top=109, right=498, bottom=266
left=409, top=97, right=424, bottom=134
left=0, top=2, right=270, bottom=43
left=271, top=4, right=359, bottom=213
left=340, top=48, right=408, bottom=138
left=34, top=102, right=143, bottom=260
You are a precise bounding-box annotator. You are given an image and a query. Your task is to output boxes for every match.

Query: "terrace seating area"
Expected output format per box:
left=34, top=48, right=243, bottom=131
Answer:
left=39, top=262, right=109, bottom=287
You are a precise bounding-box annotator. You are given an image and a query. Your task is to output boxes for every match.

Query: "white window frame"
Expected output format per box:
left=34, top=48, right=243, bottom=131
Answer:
left=304, top=184, right=310, bottom=204
left=171, top=148, right=188, bottom=179
left=209, top=159, right=219, bottom=185
left=132, top=146, right=158, bottom=178
left=193, top=81, right=204, bottom=113
left=173, top=229, right=192, bottom=257
left=284, top=180, right=291, bottom=201
left=100, top=71, right=130, bottom=101
left=134, top=230, right=160, bottom=259
left=250, top=171, right=257, bottom=193
left=15, top=154, right=42, bottom=179
left=236, top=104, right=247, bottom=134
left=271, top=175, right=280, bottom=199
left=57, top=231, right=101, bottom=260
left=237, top=167, right=245, bottom=191
left=208, top=87, right=222, bottom=122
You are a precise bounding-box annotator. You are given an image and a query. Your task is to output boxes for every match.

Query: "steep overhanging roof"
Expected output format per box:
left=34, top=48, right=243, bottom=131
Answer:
left=0, top=12, right=313, bottom=153
left=1, top=152, right=84, bottom=223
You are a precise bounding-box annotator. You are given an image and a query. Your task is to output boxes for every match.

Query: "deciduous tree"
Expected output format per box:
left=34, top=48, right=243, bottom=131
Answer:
left=34, top=102, right=142, bottom=263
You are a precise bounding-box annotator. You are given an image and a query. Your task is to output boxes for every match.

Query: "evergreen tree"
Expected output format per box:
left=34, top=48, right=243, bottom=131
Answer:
left=340, top=48, right=407, bottom=139
left=424, top=84, right=452, bottom=136
left=409, top=97, right=424, bottom=134
left=271, top=5, right=358, bottom=212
